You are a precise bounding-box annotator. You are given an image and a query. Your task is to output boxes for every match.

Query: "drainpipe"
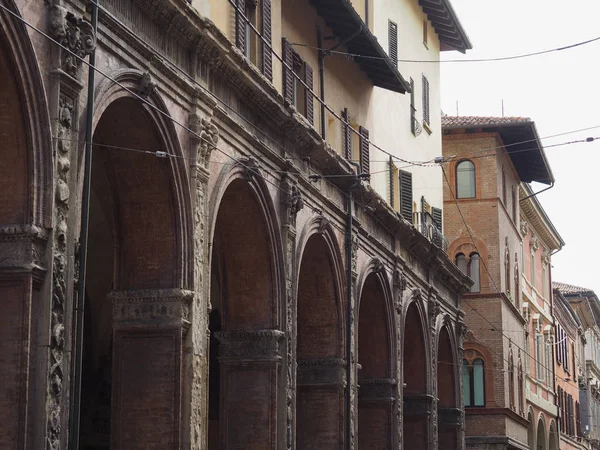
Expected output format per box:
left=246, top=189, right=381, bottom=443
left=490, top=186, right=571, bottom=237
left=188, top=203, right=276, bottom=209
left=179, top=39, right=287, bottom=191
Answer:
left=317, top=29, right=326, bottom=140
left=69, top=0, right=99, bottom=448
left=345, top=161, right=361, bottom=450
left=519, top=181, right=554, bottom=202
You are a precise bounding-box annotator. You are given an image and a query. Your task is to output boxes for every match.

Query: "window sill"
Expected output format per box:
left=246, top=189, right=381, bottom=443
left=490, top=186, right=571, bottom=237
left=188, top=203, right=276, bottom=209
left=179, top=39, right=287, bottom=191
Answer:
left=423, top=121, right=432, bottom=135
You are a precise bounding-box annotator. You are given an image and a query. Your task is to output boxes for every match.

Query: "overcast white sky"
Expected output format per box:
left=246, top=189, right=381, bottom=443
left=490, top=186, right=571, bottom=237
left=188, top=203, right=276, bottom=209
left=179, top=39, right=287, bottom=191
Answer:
left=440, top=0, right=600, bottom=295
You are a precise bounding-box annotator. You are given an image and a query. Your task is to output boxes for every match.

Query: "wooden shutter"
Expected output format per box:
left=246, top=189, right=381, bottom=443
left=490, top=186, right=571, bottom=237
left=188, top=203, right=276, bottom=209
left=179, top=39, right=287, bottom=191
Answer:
left=304, top=63, right=314, bottom=124
left=282, top=38, right=294, bottom=104
left=342, top=108, right=352, bottom=159
left=261, top=0, right=272, bottom=80
left=399, top=169, right=413, bottom=224
left=389, top=156, right=394, bottom=206
left=388, top=20, right=398, bottom=68
left=422, top=75, right=430, bottom=125
left=359, top=126, right=370, bottom=176
left=235, top=0, right=246, bottom=53
left=431, top=206, right=442, bottom=230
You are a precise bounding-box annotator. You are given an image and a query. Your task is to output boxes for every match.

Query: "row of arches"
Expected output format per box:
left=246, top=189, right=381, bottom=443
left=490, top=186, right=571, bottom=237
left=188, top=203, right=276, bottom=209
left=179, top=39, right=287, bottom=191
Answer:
left=0, top=7, right=463, bottom=448
left=528, top=409, right=559, bottom=450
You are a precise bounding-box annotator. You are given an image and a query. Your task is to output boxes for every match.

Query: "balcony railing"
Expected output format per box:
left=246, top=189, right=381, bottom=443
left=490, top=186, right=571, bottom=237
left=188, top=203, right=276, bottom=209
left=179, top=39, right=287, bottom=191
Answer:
left=413, top=211, right=448, bottom=254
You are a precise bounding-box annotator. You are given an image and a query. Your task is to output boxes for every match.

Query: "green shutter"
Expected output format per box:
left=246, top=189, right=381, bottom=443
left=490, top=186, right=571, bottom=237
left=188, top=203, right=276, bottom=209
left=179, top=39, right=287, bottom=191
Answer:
left=431, top=206, right=442, bottom=231
left=388, top=20, right=398, bottom=68
left=399, top=169, right=413, bottom=224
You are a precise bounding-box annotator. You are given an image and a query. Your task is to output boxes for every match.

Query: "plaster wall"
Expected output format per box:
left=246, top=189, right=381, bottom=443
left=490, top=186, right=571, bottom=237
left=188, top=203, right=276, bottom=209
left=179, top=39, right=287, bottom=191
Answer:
left=371, top=0, right=443, bottom=216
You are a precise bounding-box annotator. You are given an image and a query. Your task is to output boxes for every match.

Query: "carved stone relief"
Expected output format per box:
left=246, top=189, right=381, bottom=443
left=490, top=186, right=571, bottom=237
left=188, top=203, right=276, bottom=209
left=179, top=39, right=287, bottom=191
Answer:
left=49, top=6, right=96, bottom=79
left=281, top=173, right=304, bottom=228
left=190, top=111, right=219, bottom=169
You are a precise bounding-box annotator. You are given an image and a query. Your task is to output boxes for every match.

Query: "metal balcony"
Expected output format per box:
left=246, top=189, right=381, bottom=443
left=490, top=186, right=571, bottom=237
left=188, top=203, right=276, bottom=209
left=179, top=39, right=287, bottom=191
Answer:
left=413, top=211, right=449, bottom=254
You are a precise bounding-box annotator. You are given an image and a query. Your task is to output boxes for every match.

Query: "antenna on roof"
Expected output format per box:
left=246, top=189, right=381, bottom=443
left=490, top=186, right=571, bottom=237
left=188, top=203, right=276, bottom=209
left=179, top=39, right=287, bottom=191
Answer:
left=456, top=100, right=459, bottom=116
left=502, top=99, right=505, bottom=117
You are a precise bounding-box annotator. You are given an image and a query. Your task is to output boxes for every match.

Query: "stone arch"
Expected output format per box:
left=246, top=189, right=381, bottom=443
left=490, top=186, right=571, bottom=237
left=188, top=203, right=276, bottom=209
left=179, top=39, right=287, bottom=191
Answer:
left=402, top=294, right=430, bottom=450
left=527, top=407, right=536, bottom=449
left=437, top=322, right=460, bottom=450
left=537, top=413, right=548, bottom=450
left=0, top=0, right=53, bottom=226
left=0, top=2, right=53, bottom=446
left=93, top=69, right=193, bottom=286
left=80, top=79, right=192, bottom=448
left=293, top=217, right=346, bottom=450
left=448, top=236, right=490, bottom=292
left=356, top=261, right=396, bottom=450
left=207, top=161, right=285, bottom=450
left=548, top=420, right=558, bottom=450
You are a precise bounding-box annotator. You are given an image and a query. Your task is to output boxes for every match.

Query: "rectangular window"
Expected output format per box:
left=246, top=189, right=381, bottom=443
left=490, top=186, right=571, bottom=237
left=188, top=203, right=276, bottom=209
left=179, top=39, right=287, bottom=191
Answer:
left=556, top=325, right=562, bottom=365
left=422, top=75, right=430, bottom=126
left=512, top=186, right=518, bottom=222
left=542, top=264, right=548, bottom=299
left=422, top=18, right=428, bottom=48
left=531, top=249, right=536, bottom=288
left=536, top=333, right=544, bottom=381
left=282, top=39, right=313, bottom=124
left=399, top=170, right=413, bottom=224
left=388, top=20, right=398, bottom=68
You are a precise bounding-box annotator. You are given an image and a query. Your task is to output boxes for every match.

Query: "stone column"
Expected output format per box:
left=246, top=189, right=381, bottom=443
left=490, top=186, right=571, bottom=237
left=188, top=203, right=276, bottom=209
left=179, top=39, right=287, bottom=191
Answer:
left=110, top=288, right=193, bottom=450
left=216, top=329, right=285, bottom=449
left=0, top=226, right=47, bottom=448
left=403, top=394, right=434, bottom=450
left=358, top=378, right=396, bottom=449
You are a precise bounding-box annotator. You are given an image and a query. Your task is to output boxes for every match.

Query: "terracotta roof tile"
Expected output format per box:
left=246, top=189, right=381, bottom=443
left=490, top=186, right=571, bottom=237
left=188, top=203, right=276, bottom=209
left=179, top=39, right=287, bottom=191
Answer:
left=441, top=116, right=531, bottom=129
left=553, top=281, right=595, bottom=295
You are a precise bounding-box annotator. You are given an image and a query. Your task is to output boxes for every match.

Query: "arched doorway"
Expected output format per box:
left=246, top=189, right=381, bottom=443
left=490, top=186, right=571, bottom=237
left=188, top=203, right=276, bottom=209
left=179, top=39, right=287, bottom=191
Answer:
left=527, top=409, right=535, bottom=449
left=548, top=421, right=558, bottom=450
left=80, top=96, right=185, bottom=449
left=437, top=326, right=459, bottom=450
left=295, top=233, right=344, bottom=449
left=403, top=303, right=429, bottom=450
left=209, top=177, right=282, bottom=450
left=357, top=272, right=393, bottom=449
left=536, top=416, right=547, bottom=450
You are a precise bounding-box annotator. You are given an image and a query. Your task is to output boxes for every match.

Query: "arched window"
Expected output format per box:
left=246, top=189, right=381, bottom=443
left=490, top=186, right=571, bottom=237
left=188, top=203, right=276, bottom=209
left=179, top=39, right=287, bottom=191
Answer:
left=456, top=160, right=475, bottom=198
left=456, top=253, right=467, bottom=275
left=469, top=253, right=481, bottom=292
left=464, top=358, right=485, bottom=406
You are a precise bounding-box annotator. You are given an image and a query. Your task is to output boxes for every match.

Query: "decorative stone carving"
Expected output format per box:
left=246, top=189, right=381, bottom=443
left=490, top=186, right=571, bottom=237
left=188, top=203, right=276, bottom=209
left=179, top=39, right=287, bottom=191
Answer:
left=216, top=329, right=285, bottom=361
left=317, top=216, right=330, bottom=235
left=47, top=91, right=76, bottom=450
left=358, top=378, right=396, bottom=401
left=49, top=6, right=96, bottom=79
left=351, top=234, right=359, bottom=274
left=110, top=289, right=193, bottom=331
left=297, top=358, right=346, bottom=387
left=241, top=157, right=261, bottom=181
left=520, top=219, right=528, bottom=237
left=189, top=112, right=219, bottom=169
left=530, top=235, right=539, bottom=250
left=281, top=174, right=304, bottom=227
left=372, top=258, right=385, bottom=274
left=138, top=72, right=157, bottom=99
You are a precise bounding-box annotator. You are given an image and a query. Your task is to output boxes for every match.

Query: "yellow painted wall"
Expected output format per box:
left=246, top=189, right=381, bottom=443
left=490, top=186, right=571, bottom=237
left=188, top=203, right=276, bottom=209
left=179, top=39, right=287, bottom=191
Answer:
left=194, top=0, right=375, bottom=158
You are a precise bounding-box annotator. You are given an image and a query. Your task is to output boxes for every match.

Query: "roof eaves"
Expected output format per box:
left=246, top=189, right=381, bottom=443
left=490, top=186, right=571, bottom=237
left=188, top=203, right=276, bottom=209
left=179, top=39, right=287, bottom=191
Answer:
left=419, top=0, right=472, bottom=53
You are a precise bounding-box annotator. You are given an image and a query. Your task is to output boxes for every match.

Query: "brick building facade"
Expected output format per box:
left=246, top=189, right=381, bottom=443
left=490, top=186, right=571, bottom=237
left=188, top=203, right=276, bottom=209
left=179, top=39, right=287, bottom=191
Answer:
left=0, top=0, right=472, bottom=448
left=442, top=116, right=556, bottom=450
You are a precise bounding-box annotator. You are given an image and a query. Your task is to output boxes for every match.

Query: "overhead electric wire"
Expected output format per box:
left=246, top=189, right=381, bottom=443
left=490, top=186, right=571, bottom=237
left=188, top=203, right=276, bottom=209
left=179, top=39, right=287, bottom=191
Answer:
left=1, top=1, right=588, bottom=392
left=289, top=34, right=600, bottom=64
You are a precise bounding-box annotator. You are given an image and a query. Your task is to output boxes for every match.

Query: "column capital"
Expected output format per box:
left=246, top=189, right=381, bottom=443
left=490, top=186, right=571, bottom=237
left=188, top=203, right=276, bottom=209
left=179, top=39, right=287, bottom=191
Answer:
left=297, top=358, right=347, bottom=387
left=358, top=378, right=397, bottom=402
left=216, top=329, right=285, bottom=363
left=111, top=288, right=193, bottom=331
